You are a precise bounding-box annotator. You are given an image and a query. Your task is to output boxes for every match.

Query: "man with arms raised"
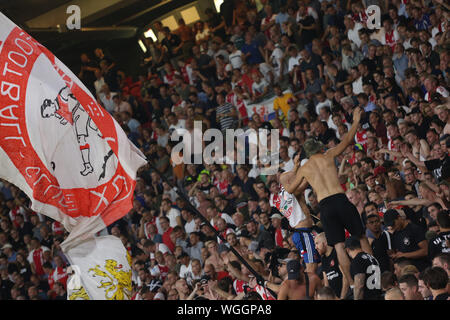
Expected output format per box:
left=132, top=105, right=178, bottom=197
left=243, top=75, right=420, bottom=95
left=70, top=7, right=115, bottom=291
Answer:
left=286, top=107, right=373, bottom=287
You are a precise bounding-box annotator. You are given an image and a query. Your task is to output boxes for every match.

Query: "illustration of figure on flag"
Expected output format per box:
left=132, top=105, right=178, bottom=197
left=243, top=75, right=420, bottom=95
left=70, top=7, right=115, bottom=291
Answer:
left=40, top=86, right=109, bottom=177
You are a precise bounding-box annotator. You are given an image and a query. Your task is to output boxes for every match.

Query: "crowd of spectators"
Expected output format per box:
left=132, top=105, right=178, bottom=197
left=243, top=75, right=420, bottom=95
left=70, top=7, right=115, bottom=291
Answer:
left=1, top=0, right=450, bottom=300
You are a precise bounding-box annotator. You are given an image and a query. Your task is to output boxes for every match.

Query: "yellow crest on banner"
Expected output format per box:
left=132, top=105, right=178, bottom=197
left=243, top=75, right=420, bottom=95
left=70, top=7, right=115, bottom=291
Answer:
left=88, top=257, right=132, bottom=300
left=69, top=286, right=90, bottom=300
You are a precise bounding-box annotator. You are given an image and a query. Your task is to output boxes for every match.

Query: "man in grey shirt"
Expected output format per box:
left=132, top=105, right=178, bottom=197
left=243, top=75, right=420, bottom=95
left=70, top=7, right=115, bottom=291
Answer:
left=177, top=231, right=204, bottom=264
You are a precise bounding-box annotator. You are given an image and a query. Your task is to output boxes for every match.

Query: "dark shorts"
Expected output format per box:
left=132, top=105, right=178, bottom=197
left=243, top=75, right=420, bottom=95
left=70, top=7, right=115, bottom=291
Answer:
left=318, top=193, right=364, bottom=246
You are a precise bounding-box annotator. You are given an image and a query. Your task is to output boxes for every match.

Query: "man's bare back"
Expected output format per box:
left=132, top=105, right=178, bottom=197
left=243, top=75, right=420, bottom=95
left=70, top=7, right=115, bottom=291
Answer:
left=278, top=273, right=321, bottom=300
left=299, top=154, right=345, bottom=202
left=295, top=107, right=363, bottom=202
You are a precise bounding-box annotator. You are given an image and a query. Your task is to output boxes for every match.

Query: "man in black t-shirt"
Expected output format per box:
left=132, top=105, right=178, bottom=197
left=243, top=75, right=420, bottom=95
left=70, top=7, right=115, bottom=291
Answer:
left=428, top=210, right=450, bottom=261
left=345, top=236, right=382, bottom=300
left=205, top=7, right=226, bottom=40
left=406, top=138, right=450, bottom=182
left=297, top=5, right=316, bottom=48
left=311, top=119, right=336, bottom=145
left=422, top=266, right=449, bottom=300
left=79, top=53, right=98, bottom=96
left=425, top=146, right=450, bottom=182
left=365, top=213, right=392, bottom=273
left=300, top=49, right=323, bottom=84
left=219, top=0, right=234, bottom=28
left=192, top=45, right=216, bottom=82
left=383, top=209, right=429, bottom=272
left=161, top=27, right=181, bottom=59
left=314, top=233, right=349, bottom=299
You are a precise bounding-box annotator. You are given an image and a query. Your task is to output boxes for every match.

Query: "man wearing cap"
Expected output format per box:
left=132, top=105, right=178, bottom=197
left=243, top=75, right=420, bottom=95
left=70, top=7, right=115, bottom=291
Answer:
left=383, top=209, right=429, bottom=272
left=1, top=244, right=16, bottom=263
left=261, top=257, right=292, bottom=295
left=278, top=154, right=320, bottom=274
left=277, top=259, right=322, bottom=300
left=345, top=236, right=382, bottom=300
left=286, top=107, right=373, bottom=287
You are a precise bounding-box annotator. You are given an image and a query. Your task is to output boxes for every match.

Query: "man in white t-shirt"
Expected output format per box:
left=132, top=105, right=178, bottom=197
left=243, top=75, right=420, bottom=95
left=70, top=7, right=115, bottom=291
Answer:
left=178, top=252, right=193, bottom=279
left=206, top=206, right=235, bottom=229
left=143, top=239, right=171, bottom=256
left=161, top=198, right=181, bottom=228
left=259, top=62, right=274, bottom=85
left=226, top=42, right=244, bottom=70
left=266, top=40, right=285, bottom=81
left=344, top=15, right=363, bottom=48
left=167, top=113, right=186, bottom=132
left=287, top=45, right=302, bottom=74
left=279, top=146, right=294, bottom=172
left=351, top=67, right=364, bottom=95
left=251, top=73, right=269, bottom=100
left=93, top=69, right=105, bottom=97
left=315, top=92, right=332, bottom=115
left=181, top=209, right=197, bottom=235
left=98, top=84, right=116, bottom=114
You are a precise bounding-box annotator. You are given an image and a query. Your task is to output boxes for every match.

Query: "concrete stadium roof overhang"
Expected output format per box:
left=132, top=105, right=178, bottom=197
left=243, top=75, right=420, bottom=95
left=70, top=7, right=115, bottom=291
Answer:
left=1, top=0, right=196, bottom=51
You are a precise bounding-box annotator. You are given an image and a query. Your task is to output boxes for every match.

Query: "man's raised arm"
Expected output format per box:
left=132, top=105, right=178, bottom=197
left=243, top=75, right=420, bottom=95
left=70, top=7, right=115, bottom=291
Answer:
left=279, top=154, right=303, bottom=194
left=326, top=107, right=362, bottom=158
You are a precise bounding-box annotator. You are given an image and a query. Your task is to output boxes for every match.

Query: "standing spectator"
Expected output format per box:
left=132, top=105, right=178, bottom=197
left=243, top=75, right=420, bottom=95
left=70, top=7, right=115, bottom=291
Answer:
left=271, top=214, right=287, bottom=248
left=345, top=236, right=382, bottom=300
left=159, top=217, right=175, bottom=253
left=78, top=53, right=98, bottom=96
left=428, top=211, right=450, bottom=261
left=383, top=209, right=429, bottom=272
left=216, top=92, right=237, bottom=133
left=27, top=238, right=50, bottom=278
left=175, top=18, right=195, bottom=59
left=315, top=233, right=349, bottom=299
left=365, top=211, right=393, bottom=274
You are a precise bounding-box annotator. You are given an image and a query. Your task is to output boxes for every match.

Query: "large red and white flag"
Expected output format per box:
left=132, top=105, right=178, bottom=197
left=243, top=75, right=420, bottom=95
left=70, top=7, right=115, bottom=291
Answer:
left=0, top=12, right=146, bottom=298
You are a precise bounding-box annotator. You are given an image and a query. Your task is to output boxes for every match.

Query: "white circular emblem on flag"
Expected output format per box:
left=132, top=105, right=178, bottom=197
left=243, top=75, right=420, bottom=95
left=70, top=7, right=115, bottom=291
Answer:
left=26, top=56, right=117, bottom=188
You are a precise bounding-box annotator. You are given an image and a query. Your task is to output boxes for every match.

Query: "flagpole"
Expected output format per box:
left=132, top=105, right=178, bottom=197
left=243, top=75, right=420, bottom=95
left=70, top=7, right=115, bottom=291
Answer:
left=148, top=163, right=267, bottom=287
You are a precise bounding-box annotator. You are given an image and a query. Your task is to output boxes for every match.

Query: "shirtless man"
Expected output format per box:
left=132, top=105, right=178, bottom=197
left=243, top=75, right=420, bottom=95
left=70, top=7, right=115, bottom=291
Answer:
left=204, top=240, right=225, bottom=271
left=277, top=259, right=321, bottom=300
left=287, top=107, right=373, bottom=287
left=278, top=155, right=320, bottom=273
